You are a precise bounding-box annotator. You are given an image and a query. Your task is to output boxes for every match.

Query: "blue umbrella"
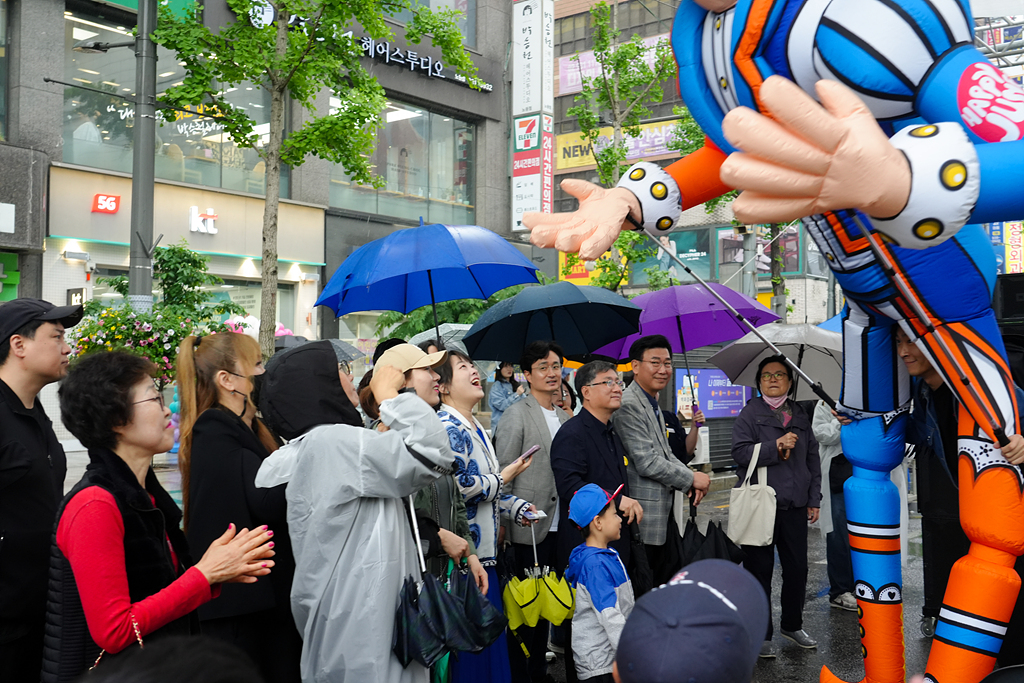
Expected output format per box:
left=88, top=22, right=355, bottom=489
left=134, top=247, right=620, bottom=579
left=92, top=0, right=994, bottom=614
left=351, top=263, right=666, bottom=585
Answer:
left=818, top=312, right=843, bottom=333
left=462, top=281, right=642, bottom=360
left=315, top=220, right=540, bottom=340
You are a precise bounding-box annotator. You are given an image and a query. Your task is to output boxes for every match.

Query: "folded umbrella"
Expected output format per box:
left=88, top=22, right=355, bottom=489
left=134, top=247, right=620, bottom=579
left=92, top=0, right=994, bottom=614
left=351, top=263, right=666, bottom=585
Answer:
left=692, top=520, right=746, bottom=565
left=538, top=568, right=575, bottom=626
left=463, top=281, right=642, bottom=361
left=708, top=323, right=843, bottom=401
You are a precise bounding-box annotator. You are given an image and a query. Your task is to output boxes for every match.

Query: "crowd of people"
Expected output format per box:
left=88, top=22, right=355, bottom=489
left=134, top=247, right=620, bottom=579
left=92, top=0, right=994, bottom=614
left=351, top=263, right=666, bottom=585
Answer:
left=2, top=296, right=1022, bottom=683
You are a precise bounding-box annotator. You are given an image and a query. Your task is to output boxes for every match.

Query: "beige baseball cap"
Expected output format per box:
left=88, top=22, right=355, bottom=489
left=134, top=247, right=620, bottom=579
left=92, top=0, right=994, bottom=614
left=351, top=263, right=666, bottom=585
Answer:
left=376, top=343, right=448, bottom=373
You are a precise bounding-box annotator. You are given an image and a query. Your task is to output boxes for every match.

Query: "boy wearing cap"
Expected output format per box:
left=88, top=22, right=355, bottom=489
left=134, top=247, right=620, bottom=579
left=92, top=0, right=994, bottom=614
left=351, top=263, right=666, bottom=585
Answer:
left=565, top=484, right=635, bottom=683
left=0, top=298, right=82, bottom=679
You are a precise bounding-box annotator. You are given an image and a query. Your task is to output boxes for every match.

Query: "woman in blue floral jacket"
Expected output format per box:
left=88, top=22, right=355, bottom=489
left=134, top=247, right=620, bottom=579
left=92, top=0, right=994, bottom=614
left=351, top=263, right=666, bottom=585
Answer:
left=437, top=349, right=534, bottom=683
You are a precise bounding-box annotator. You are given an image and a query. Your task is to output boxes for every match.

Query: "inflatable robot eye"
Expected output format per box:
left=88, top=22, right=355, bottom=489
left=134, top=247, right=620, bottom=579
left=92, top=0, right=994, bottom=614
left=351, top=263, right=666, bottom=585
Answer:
left=877, top=584, right=902, bottom=603
left=854, top=582, right=876, bottom=601
left=869, top=123, right=979, bottom=250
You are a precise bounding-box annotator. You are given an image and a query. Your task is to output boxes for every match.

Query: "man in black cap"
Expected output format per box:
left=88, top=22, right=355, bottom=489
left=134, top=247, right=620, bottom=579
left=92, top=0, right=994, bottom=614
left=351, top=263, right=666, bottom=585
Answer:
left=0, top=298, right=82, bottom=680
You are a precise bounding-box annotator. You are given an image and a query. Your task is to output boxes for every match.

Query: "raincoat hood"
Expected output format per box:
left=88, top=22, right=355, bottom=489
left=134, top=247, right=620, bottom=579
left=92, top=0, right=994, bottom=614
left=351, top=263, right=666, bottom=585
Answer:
left=260, top=340, right=362, bottom=439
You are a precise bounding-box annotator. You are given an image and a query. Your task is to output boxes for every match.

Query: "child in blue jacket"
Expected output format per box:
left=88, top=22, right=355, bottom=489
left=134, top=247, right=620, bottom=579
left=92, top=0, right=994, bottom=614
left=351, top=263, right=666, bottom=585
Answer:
left=565, top=483, right=635, bottom=682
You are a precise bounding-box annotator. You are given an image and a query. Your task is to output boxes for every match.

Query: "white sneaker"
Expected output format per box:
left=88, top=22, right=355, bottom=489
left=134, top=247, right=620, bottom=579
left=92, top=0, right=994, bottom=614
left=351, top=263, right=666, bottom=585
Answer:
left=829, top=592, right=857, bottom=611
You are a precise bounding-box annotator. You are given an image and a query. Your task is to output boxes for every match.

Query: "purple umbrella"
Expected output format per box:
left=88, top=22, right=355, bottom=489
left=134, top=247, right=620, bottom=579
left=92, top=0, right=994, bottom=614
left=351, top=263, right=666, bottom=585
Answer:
left=591, top=284, right=778, bottom=421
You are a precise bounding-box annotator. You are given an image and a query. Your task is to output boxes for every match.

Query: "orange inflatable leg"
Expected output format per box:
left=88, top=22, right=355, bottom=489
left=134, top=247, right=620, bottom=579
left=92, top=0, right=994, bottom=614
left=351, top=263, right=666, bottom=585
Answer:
left=923, top=407, right=1024, bottom=683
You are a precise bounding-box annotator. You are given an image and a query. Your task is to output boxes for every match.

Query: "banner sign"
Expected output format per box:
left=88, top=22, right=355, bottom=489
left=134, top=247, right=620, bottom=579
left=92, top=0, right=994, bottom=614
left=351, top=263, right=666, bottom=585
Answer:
left=676, top=368, right=751, bottom=419
left=558, top=34, right=669, bottom=95
left=556, top=119, right=679, bottom=170
left=512, top=114, right=554, bottom=230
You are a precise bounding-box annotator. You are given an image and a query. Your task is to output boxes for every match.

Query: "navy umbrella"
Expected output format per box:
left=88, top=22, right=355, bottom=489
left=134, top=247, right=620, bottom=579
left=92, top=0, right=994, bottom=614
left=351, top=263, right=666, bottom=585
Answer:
left=462, top=281, right=642, bottom=361
left=315, top=220, right=540, bottom=341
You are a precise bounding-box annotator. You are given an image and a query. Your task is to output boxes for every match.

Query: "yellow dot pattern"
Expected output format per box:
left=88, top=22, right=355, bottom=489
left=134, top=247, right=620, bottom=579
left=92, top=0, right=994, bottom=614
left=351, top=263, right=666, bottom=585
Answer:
left=629, top=167, right=646, bottom=181
left=940, top=160, right=967, bottom=190
left=651, top=182, right=668, bottom=200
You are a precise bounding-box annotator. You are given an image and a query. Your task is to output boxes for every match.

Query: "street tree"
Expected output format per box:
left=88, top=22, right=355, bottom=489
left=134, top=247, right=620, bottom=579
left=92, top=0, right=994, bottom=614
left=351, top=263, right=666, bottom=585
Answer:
left=561, top=1, right=676, bottom=292
left=154, top=0, right=479, bottom=358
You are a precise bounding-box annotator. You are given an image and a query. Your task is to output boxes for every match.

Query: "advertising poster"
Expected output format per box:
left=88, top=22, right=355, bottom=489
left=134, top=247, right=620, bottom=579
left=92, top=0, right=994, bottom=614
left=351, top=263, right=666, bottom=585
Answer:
left=676, top=368, right=751, bottom=419
left=631, top=229, right=711, bottom=285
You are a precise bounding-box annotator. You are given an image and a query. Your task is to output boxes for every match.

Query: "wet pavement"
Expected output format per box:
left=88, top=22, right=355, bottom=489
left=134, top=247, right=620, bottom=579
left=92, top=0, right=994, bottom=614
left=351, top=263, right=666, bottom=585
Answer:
left=65, top=448, right=932, bottom=682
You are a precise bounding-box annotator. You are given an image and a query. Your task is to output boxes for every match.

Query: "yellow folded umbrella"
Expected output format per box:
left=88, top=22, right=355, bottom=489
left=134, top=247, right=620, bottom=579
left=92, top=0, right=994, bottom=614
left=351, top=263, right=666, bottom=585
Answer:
left=539, top=570, right=575, bottom=625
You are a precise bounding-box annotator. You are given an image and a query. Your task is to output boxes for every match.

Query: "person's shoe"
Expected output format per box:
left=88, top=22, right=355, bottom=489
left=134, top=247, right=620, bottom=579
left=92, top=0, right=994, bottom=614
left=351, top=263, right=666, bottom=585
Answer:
left=781, top=629, right=818, bottom=649
left=829, top=592, right=858, bottom=611
left=759, top=641, right=776, bottom=659
left=920, top=615, right=937, bottom=638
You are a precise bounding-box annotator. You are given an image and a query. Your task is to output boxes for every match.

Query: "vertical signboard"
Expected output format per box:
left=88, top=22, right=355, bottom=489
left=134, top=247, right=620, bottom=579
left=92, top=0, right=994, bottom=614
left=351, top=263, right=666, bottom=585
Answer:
left=511, top=0, right=554, bottom=231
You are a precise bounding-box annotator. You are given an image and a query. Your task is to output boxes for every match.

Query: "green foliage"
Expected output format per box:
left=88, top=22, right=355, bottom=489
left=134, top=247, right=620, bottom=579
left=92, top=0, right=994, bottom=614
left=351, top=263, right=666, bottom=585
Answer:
left=373, top=274, right=555, bottom=339
left=667, top=105, right=739, bottom=214
left=72, top=241, right=245, bottom=388
left=566, top=1, right=676, bottom=186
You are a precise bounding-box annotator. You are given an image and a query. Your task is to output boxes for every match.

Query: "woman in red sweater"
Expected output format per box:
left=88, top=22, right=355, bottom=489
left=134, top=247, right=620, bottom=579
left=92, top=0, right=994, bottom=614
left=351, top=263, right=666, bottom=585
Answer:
left=41, top=351, right=275, bottom=683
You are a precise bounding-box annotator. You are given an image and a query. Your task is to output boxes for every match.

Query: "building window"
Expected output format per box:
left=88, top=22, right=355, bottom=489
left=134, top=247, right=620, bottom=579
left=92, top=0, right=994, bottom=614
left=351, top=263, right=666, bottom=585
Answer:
left=62, top=8, right=288, bottom=197
left=717, top=225, right=802, bottom=278
left=0, top=0, right=7, bottom=140
left=329, top=101, right=475, bottom=224
left=393, top=0, right=476, bottom=48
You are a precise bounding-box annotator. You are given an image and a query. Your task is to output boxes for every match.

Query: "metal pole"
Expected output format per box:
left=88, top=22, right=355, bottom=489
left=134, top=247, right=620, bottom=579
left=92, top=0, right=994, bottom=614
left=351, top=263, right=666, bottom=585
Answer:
left=848, top=214, right=1010, bottom=446
left=128, top=0, right=158, bottom=313
left=426, top=270, right=441, bottom=346
left=742, top=231, right=757, bottom=299
left=642, top=228, right=837, bottom=408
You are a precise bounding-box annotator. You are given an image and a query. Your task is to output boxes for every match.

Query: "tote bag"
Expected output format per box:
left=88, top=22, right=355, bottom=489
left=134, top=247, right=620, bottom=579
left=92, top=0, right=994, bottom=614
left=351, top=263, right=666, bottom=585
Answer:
left=727, top=443, right=776, bottom=547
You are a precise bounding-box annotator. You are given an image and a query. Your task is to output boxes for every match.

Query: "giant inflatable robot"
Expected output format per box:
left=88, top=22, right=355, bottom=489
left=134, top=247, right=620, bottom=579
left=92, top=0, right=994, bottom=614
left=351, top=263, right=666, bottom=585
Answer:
left=525, top=1, right=1024, bottom=682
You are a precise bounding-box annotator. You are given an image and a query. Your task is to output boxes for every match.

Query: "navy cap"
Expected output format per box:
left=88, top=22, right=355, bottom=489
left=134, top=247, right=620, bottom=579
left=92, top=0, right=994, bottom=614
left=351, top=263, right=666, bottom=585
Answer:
left=0, top=298, right=83, bottom=346
left=568, top=483, right=624, bottom=528
left=616, top=559, right=769, bottom=683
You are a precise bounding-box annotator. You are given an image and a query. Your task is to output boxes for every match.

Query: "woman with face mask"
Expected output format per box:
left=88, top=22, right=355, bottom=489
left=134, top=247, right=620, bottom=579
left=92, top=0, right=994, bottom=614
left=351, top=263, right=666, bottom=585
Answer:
left=176, top=332, right=301, bottom=682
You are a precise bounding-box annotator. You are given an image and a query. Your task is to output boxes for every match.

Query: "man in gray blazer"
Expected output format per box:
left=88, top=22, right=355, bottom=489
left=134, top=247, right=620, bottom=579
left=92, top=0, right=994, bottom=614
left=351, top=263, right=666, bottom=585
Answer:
left=612, top=334, right=709, bottom=583
left=495, top=340, right=571, bottom=682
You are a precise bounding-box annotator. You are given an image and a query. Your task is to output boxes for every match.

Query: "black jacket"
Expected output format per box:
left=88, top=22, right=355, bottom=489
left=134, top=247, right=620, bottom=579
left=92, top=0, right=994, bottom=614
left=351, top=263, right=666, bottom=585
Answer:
left=186, top=406, right=294, bottom=620
left=550, top=407, right=632, bottom=570
left=42, top=448, right=197, bottom=683
left=731, top=397, right=822, bottom=510
left=0, top=377, right=67, bottom=631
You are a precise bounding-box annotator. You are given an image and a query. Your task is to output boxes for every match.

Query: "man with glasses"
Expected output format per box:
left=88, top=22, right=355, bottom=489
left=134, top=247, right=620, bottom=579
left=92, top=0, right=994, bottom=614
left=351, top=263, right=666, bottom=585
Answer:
left=612, top=335, right=710, bottom=583
left=0, top=298, right=82, bottom=680
left=495, top=340, right=571, bottom=682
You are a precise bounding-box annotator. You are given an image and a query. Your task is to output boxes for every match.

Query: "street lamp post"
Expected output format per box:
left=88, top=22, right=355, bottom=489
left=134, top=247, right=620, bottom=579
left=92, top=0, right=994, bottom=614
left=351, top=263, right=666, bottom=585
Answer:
left=128, top=0, right=159, bottom=313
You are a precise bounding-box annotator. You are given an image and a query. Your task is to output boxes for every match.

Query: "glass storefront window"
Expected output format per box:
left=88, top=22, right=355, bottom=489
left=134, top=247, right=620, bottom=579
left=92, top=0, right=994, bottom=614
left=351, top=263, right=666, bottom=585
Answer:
left=717, top=225, right=802, bottom=277
left=62, top=9, right=288, bottom=197
left=92, top=268, right=295, bottom=327
left=631, top=229, right=711, bottom=286
left=393, top=0, right=476, bottom=48
left=329, top=101, right=475, bottom=224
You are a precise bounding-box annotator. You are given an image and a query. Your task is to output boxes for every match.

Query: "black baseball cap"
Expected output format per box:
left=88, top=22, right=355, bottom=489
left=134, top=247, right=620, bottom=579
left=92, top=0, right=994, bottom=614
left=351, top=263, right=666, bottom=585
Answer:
left=616, top=559, right=769, bottom=683
left=0, top=298, right=84, bottom=345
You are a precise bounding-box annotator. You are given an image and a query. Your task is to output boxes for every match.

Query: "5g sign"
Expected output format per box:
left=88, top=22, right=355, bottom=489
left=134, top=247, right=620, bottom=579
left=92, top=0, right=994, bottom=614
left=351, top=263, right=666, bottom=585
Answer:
left=91, top=194, right=120, bottom=214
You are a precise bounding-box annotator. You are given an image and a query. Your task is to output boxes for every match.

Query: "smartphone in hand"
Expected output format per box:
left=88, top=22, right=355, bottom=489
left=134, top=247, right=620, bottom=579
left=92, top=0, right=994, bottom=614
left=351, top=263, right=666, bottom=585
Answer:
left=518, top=444, right=541, bottom=464
left=523, top=509, right=548, bottom=521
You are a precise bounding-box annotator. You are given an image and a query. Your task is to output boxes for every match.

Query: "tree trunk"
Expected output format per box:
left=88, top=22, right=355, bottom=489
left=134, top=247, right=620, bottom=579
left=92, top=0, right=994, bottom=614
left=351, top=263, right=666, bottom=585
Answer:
left=769, top=223, right=786, bottom=321
left=258, top=16, right=289, bottom=361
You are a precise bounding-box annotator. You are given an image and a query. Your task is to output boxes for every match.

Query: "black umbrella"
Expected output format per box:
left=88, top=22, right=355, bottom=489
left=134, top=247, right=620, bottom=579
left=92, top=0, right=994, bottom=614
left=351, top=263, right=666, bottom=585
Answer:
left=692, top=520, right=745, bottom=565
left=274, top=334, right=308, bottom=351
left=462, top=281, right=641, bottom=361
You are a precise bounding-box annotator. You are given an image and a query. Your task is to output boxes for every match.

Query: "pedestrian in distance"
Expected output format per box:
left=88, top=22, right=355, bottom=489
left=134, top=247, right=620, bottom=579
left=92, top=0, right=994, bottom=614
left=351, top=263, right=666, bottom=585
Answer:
left=565, top=484, right=635, bottom=683
left=0, top=297, right=82, bottom=681
left=494, top=340, right=570, bottom=683
left=256, top=340, right=456, bottom=683
left=488, top=360, right=525, bottom=434
left=730, top=355, right=821, bottom=658
left=612, top=335, right=709, bottom=584
left=438, top=347, right=537, bottom=683
left=44, top=351, right=275, bottom=682
left=176, top=332, right=302, bottom=682
left=612, top=559, right=769, bottom=683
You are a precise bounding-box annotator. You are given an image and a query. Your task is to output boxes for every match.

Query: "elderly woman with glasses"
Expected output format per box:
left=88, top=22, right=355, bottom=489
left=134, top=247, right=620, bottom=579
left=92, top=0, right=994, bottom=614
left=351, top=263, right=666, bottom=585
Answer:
left=731, top=355, right=822, bottom=660
left=42, top=352, right=275, bottom=682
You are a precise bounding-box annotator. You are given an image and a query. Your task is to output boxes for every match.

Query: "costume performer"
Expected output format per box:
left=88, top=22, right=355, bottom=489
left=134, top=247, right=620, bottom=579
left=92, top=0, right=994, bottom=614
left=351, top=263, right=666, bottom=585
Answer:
left=525, top=2, right=1024, bottom=682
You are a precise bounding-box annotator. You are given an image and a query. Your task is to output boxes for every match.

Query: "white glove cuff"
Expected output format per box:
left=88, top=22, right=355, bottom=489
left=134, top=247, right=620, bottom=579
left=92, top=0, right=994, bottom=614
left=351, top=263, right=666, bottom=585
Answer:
left=870, top=122, right=980, bottom=249
left=615, top=162, right=681, bottom=234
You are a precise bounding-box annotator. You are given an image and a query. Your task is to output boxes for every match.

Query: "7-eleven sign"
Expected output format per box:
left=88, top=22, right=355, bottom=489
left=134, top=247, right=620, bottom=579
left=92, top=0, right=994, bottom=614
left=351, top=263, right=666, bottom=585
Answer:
left=514, top=115, right=541, bottom=152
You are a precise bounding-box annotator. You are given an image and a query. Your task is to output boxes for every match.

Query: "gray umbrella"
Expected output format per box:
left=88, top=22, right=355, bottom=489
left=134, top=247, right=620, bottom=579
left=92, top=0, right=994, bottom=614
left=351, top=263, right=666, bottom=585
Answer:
left=408, top=323, right=472, bottom=352
left=328, top=339, right=366, bottom=363
left=708, top=324, right=843, bottom=402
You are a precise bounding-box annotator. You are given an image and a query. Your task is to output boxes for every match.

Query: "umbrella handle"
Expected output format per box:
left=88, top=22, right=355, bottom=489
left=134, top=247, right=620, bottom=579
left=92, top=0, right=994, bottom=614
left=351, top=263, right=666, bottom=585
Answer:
left=530, top=522, right=539, bottom=568
left=643, top=228, right=837, bottom=410
left=407, top=496, right=428, bottom=575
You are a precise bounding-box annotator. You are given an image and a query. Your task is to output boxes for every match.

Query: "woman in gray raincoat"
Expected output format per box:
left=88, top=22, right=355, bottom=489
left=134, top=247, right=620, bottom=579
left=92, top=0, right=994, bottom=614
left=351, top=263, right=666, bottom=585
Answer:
left=255, top=341, right=455, bottom=683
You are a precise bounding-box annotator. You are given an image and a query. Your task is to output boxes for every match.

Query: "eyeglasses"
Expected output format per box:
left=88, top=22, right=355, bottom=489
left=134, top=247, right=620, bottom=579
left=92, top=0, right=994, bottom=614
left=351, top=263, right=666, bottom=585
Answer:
left=586, top=379, right=625, bottom=390
left=638, top=359, right=672, bottom=370
left=134, top=394, right=165, bottom=409
left=760, top=371, right=789, bottom=381
left=531, top=363, right=562, bottom=374
left=338, top=361, right=351, bottom=375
